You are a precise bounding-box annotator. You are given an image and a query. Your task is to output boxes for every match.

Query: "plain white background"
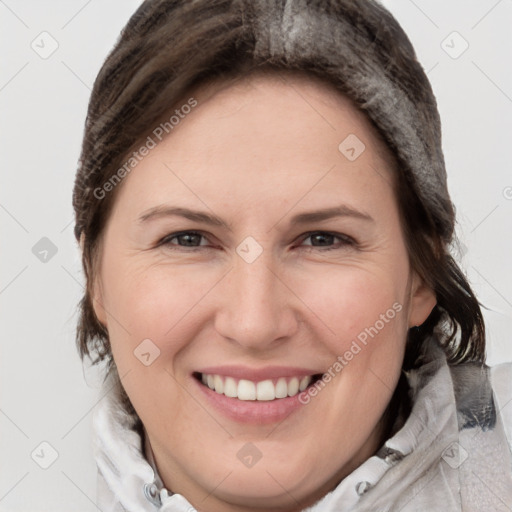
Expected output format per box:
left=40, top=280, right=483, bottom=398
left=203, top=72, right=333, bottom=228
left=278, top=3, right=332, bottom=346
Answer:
left=1, top=1, right=511, bottom=510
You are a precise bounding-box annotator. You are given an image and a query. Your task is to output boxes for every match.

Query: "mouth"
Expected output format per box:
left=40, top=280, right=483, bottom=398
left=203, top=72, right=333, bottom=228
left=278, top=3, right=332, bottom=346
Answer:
left=193, top=371, right=324, bottom=401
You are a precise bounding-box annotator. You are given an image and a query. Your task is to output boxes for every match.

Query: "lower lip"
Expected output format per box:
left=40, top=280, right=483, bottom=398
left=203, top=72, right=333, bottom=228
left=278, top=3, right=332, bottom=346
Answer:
left=192, top=375, right=310, bottom=424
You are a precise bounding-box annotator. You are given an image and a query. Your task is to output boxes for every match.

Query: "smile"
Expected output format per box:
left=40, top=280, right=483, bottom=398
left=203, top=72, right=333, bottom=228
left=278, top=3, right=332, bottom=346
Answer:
left=195, top=372, right=323, bottom=401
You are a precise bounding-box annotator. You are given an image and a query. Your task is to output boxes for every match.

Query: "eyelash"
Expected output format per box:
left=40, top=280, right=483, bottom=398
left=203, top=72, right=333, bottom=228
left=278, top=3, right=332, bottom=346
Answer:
left=158, top=230, right=356, bottom=252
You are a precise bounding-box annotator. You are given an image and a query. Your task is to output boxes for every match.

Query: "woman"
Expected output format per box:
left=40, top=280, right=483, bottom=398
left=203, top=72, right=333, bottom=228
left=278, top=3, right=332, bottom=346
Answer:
left=72, top=0, right=512, bottom=510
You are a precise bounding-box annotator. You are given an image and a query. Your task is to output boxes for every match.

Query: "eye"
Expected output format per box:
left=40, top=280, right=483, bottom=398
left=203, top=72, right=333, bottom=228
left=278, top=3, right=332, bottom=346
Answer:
left=157, top=230, right=356, bottom=252
left=298, top=231, right=355, bottom=251
left=159, top=231, right=210, bottom=249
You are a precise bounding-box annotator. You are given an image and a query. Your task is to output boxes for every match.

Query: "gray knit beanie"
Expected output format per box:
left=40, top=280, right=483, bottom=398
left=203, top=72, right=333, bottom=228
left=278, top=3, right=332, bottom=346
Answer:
left=247, top=0, right=454, bottom=243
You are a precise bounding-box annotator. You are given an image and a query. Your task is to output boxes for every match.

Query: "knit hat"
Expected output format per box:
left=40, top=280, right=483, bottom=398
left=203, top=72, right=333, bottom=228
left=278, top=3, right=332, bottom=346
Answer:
left=245, top=0, right=454, bottom=242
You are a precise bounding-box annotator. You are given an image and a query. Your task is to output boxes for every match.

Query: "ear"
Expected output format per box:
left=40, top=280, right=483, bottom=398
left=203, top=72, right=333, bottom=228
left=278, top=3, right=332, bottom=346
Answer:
left=81, top=232, right=108, bottom=327
left=408, top=272, right=437, bottom=327
left=91, top=276, right=108, bottom=327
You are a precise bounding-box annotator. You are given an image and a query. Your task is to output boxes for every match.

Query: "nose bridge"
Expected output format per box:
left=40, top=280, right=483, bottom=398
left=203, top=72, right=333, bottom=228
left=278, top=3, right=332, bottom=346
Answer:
left=215, top=246, right=297, bottom=348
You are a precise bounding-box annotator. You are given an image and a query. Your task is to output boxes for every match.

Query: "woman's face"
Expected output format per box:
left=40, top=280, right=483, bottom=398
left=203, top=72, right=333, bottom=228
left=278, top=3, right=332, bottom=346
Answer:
left=92, top=72, right=436, bottom=512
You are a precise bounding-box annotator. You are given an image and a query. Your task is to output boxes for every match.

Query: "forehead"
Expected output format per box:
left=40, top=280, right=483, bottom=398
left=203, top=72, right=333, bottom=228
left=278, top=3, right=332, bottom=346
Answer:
left=190, top=69, right=395, bottom=171
left=192, top=69, right=379, bottom=136
left=108, top=69, right=398, bottom=221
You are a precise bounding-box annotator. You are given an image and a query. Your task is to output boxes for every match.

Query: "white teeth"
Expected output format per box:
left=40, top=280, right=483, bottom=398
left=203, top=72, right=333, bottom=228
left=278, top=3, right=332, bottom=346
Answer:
left=238, top=379, right=256, bottom=400
left=275, top=378, right=288, bottom=399
left=299, top=376, right=310, bottom=392
left=256, top=380, right=275, bottom=401
left=287, top=377, right=299, bottom=397
left=224, top=377, right=238, bottom=398
left=214, top=375, right=224, bottom=394
left=199, top=373, right=313, bottom=401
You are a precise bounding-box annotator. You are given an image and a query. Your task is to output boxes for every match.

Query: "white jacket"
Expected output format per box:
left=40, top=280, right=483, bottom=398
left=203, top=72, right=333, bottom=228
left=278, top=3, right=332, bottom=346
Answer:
left=92, top=337, right=512, bottom=511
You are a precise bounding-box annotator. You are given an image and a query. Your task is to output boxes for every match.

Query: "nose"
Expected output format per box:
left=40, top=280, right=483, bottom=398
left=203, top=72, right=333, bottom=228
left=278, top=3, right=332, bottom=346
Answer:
left=213, top=249, right=299, bottom=351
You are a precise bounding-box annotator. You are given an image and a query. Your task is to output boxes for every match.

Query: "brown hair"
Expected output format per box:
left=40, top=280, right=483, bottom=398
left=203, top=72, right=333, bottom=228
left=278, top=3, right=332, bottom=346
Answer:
left=73, top=0, right=485, bottom=376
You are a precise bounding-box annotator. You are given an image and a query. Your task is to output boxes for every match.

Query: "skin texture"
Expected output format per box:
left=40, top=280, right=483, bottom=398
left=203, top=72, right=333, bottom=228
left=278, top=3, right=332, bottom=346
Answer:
left=91, top=71, right=436, bottom=512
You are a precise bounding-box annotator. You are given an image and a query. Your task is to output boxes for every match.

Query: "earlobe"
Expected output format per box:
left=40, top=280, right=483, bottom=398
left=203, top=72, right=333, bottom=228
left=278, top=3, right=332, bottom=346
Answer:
left=408, top=273, right=437, bottom=328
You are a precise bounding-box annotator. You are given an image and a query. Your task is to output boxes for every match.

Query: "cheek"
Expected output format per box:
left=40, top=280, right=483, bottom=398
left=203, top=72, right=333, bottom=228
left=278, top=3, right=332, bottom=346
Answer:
left=100, top=261, right=203, bottom=425
left=100, top=257, right=213, bottom=365
left=297, top=264, right=409, bottom=346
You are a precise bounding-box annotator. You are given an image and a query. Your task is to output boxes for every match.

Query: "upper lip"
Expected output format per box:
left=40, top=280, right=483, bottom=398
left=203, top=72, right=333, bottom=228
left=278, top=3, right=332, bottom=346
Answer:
left=195, top=365, right=323, bottom=382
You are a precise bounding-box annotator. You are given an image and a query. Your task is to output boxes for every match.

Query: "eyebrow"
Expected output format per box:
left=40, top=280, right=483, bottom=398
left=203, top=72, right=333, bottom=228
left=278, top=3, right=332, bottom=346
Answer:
left=289, top=206, right=374, bottom=224
left=138, top=206, right=231, bottom=229
left=137, top=205, right=374, bottom=228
